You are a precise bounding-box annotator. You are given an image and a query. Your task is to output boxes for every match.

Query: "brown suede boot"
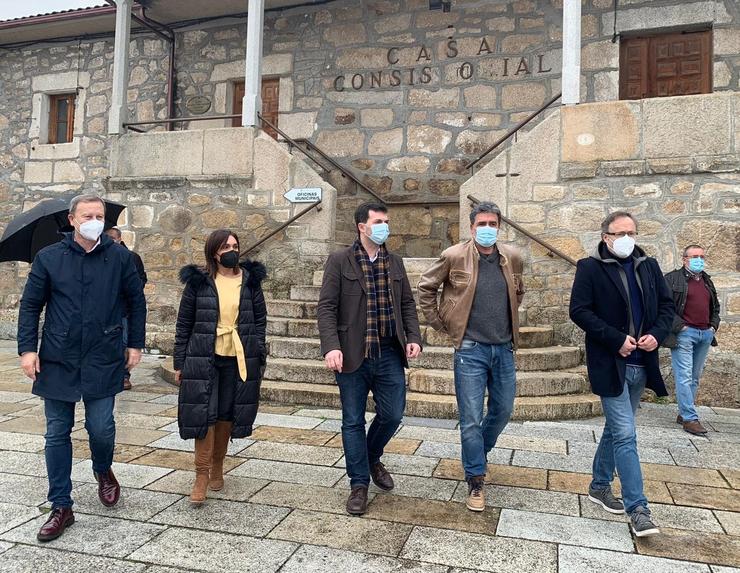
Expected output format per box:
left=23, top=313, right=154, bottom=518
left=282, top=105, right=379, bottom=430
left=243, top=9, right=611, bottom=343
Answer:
left=209, top=421, right=232, bottom=491
left=190, top=426, right=215, bottom=505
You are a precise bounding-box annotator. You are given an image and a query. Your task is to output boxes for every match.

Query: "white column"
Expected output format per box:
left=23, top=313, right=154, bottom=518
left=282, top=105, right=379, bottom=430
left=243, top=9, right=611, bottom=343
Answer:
left=242, top=0, right=265, bottom=127
left=108, top=0, right=133, bottom=134
left=561, top=0, right=582, bottom=105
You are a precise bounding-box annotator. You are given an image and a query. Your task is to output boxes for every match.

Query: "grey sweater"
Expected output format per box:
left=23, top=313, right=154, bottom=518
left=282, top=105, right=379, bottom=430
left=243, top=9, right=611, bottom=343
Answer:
left=463, top=250, right=512, bottom=345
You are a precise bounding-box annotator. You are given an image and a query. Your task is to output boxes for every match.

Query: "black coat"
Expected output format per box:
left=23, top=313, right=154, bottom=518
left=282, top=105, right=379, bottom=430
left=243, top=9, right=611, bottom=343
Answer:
left=17, top=233, right=146, bottom=401
left=121, top=241, right=147, bottom=285
left=569, top=243, right=675, bottom=398
left=174, top=260, right=267, bottom=440
left=663, top=268, right=720, bottom=349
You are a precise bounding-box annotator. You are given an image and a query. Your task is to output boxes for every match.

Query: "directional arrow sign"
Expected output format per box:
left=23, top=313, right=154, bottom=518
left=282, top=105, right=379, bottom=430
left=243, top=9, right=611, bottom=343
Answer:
left=284, top=187, right=322, bottom=203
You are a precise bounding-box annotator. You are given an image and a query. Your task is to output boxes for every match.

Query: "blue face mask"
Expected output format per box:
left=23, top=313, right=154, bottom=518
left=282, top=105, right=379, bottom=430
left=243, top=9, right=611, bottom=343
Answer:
left=475, top=226, right=497, bottom=247
left=688, top=257, right=705, bottom=273
left=368, top=222, right=389, bottom=245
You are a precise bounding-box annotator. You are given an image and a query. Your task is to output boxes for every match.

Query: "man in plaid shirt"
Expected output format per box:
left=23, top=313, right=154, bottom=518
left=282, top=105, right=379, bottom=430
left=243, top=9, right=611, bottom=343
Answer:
left=318, top=202, right=423, bottom=515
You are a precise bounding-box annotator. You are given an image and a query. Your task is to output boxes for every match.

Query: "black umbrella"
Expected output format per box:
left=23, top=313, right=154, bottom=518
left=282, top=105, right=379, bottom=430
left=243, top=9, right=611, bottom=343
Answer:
left=0, top=197, right=126, bottom=263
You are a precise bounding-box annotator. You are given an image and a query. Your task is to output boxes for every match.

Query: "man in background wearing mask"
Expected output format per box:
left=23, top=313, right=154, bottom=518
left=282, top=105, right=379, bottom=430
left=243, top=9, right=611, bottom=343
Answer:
left=418, top=202, right=524, bottom=513
left=569, top=211, right=674, bottom=538
left=105, top=227, right=147, bottom=390
left=17, top=194, right=146, bottom=541
left=663, top=245, right=720, bottom=436
left=317, top=202, right=422, bottom=515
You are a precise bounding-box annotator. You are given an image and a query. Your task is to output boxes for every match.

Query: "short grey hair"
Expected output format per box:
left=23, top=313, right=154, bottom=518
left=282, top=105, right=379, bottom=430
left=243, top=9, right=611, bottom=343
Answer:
left=469, top=202, right=501, bottom=225
left=69, top=194, right=106, bottom=215
left=682, top=244, right=704, bottom=257
left=600, top=211, right=637, bottom=234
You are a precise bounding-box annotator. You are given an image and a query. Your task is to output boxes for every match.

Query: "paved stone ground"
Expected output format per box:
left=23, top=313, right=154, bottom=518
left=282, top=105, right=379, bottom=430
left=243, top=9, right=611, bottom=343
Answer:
left=0, top=341, right=738, bottom=573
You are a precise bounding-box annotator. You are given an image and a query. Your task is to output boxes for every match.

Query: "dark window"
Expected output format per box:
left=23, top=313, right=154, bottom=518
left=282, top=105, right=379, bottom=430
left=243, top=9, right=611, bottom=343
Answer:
left=49, top=93, right=76, bottom=144
left=619, top=29, right=712, bottom=100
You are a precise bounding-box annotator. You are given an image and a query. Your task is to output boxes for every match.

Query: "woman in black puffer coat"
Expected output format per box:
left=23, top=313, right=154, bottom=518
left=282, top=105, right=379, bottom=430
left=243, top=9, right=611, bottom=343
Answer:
left=174, top=229, right=267, bottom=504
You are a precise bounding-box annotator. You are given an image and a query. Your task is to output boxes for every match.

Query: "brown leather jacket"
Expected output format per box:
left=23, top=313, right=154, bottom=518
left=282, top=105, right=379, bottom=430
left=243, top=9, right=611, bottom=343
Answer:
left=317, top=246, right=423, bottom=374
left=417, top=240, right=525, bottom=350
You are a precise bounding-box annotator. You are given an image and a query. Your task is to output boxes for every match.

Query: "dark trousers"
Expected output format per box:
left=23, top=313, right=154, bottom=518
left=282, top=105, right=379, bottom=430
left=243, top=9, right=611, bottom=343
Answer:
left=44, top=396, right=115, bottom=509
left=208, top=355, right=239, bottom=424
left=335, top=340, right=406, bottom=488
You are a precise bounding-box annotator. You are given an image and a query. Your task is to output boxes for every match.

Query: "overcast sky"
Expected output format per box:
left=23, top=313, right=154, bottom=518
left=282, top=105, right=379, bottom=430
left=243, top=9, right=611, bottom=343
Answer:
left=0, top=0, right=104, bottom=21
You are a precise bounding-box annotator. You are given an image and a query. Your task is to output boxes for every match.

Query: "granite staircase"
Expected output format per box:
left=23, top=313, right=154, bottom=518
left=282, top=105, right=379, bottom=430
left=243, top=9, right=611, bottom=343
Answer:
left=255, top=257, right=600, bottom=420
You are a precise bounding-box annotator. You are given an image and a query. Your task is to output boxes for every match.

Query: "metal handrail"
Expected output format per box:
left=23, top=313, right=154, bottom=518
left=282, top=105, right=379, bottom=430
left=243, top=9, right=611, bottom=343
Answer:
left=468, top=194, right=576, bottom=267
left=241, top=200, right=321, bottom=257
left=465, top=93, right=562, bottom=172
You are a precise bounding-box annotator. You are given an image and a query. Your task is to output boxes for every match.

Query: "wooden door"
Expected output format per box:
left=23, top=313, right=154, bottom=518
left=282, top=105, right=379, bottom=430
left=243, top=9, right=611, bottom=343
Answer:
left=232, top=79, right=280, bottom=139
left=620, top=30, right=712, bottom=100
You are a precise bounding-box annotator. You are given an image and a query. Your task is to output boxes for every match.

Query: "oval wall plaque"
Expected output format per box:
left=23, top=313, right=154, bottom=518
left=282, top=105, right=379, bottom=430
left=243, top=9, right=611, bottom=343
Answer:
left=186, top=95, right=212, bottom=115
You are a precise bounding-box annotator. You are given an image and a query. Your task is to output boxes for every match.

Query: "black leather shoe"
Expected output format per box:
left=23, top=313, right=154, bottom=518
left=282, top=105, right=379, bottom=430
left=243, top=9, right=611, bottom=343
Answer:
left=37, top=507, right=75, bottom=542
left=95, top=468, right=121, bottom=507
left=370, top=462, right=394, bottom=491
left=346, top=486, right=368, bottom=515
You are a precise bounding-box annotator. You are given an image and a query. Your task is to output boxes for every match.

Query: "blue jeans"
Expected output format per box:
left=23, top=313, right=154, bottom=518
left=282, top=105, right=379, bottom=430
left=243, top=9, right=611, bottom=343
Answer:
left=454, top=339, right=517, bottom=480
left=44, top=396, right=116, bottom=509
left=671, top=327, right=713, bottom=422
left=336, top=341, right=406, bottom=488
left=591, top=365, right=648, bottom=514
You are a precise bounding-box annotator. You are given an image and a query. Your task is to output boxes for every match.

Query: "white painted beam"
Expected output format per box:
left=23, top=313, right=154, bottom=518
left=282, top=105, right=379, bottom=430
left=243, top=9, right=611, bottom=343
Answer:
left=562, top=0, right=582, bottom=105
left=242, top=0, right=265, bottom=127
left=108, top=0, right=133, bottom=135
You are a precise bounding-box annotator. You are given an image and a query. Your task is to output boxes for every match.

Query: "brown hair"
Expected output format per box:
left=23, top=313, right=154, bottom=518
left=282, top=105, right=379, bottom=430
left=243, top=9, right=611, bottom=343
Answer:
left=204, top=229, right=240, bottom=278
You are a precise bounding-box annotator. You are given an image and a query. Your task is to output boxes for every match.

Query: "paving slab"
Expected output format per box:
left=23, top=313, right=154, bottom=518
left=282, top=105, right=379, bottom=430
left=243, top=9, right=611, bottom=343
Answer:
left=0, top=473, right=52, bottom=506
left=0, top=450, right=53, bottom=477
left=569, top=440, right=675, bottom=465
left=547, top=470, right=674, bottom=504
left=325, top=434, right=422, bottom=455
left=451, top=482, right=580, bottom=516
left=0, top=540, right=12, bottom=555
left=229, top=458, right=345, bottom=487
left=512, top=450, right=594, bottom=473
left=70, top=460, right=173, bottom=488
left=280, top=544, right=449, bottom=573
left=715, top=510, right=740, bottom=536
left=1, top=513, right=166, bottom=558
left=579, top=495, right=724, bottom=533
left=336, top=473, right=458, bottom=501
left=0, top=391, right=33, bottom=404
left=64, top=483, right=182, bottom=521
left=147, top=394, right=180, bottom=405
left=558, top=545, right=711, bottom=573
left=111, top=401, right=173, bottom=415
left=145, top=469, right=269, bottom=501
left=249, top=481, right=374, bottom=515
left=0, top=402, right=35, bottom=416
left=400, top=525, right=557, bottom=572
left=254, top=412, right=322, bottom=429
left=503, top=422, right=597, bottom=443
left=250, top=425, right=336, bottom=445
left=433, top=459, right=548, bottom=489
left=128, top=526, right=297, bottom=573
left=71, top=426, right=169, bottom=447
left=670, top=442, right=740, bottom=470
left=313, top=419, right=370, bottom=433
left=0, top=545, right=148, bottom=573
left=150, top=497, right=290, bottom=536
left=0, top=502, right=42, bottom=535
left=113, top=412, right=175, bottom=430
left=335, top=452, right=440, bottom=477
left=130, top=449, right=244, bottom=472
left=239, top=441, right=343, bottom=466
left=291, top=407, right=347, bottom=420
left=0, top=416, right=47, bottom=435
left=641, top=463, right=728, bottom=488
left=636, top=527, right=740, bottom=568
left=145, top=432, right=253, bottom=455
left=720, top=469, right=740, bottom=488
left=667, top=483, right=740, bottom=512
left=268, top=509, right=413, bottom=557
left=367, top=493, right=499, bottom=534
left=402, top=416, right=458, bottom=429
left=414, top=441, right=512, bottom=465
left=496, top=508, right=633, bottom=552
left=71, top=440, right=153, bottom=463
left=396, top=425, right=461, bottom=443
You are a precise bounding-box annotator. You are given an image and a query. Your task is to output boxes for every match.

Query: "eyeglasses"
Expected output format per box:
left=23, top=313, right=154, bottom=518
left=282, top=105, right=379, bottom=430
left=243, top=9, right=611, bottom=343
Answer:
left=604, top=231, right=638, bottom=238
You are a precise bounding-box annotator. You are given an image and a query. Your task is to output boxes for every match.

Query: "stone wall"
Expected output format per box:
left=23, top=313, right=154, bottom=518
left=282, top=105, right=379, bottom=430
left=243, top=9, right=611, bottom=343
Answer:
left=461, top=91, right=739, bottom=405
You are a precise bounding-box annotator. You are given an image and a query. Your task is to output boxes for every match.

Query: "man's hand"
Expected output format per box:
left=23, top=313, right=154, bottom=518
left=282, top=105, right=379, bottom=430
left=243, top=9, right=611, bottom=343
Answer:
left=125, top=348, right=142, bottom=370
left=324, top=349, right=343, bottom=373
left=20, top=352, right=40, bottom=381
left=618, top=336, right=637, bottom=357
left=174, top=370, right=182, bottom=386
left=637, top=334, right=658, bottom=352
left=406, top=343, right=421, bottom=359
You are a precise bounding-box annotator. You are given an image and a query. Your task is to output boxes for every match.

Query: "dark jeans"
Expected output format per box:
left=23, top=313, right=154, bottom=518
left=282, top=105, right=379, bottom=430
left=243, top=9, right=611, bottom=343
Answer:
left=335, top=340, right=406, bottom=488
left=44, top=396, right=115, bottom=509
left=208, top=354, right=239, bottom=424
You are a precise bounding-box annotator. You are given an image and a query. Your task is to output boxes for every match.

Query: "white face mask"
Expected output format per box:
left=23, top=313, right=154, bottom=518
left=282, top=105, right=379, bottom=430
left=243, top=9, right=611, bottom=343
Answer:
left=611, top=235, right=635, bottom=258
left=76, top=219, right=104, bottom=241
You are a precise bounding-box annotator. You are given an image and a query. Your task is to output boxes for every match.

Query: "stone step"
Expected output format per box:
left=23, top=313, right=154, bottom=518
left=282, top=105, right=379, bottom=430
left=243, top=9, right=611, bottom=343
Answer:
left=407, top=368, right=590, bottom=396
left=267, top=337, right=581, bottom=372
left=264, top=357, right=589, bottom=397
left=266, top=317, right=552, bottom=349
left=259, top=380, right=602, bottom=420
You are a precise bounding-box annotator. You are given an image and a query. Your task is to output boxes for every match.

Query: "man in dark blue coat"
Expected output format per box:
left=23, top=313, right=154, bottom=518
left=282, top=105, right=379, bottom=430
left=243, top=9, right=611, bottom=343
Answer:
left=17, top=194, right=146, bottom=542
left=569, top=211, right=674, bottom=539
